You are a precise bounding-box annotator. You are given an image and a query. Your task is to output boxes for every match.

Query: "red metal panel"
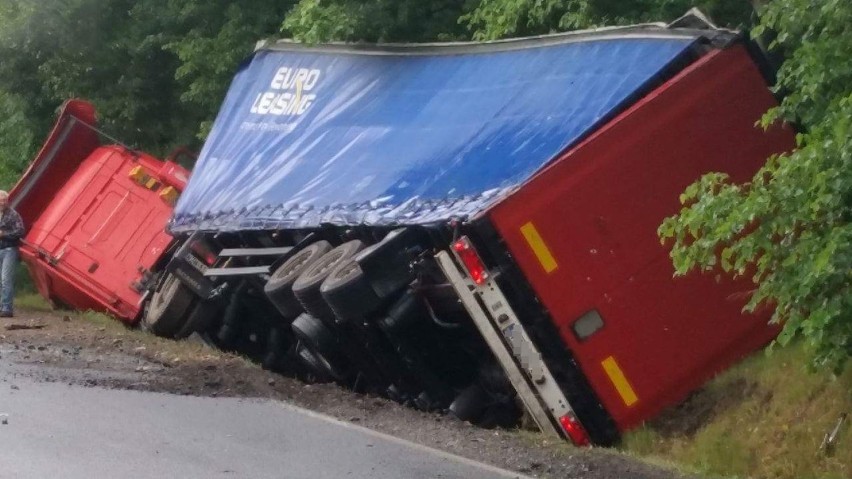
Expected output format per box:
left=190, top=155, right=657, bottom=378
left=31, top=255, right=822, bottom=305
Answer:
left=488, top=45, right=795, bottom=430
left=12, top=101, right=188, bottom=323
left=19, top=146, right=179, bottom=322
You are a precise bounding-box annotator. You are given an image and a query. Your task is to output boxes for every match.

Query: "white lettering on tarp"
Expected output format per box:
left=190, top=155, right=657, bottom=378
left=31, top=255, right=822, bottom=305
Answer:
left=251, top=66, right=321, bottom=117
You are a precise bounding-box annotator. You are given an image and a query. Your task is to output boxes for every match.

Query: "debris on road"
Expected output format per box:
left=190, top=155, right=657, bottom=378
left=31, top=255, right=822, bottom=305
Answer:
left=4, top=323, right=46, bottom=331
left=820, top=413, right=847, bottom=455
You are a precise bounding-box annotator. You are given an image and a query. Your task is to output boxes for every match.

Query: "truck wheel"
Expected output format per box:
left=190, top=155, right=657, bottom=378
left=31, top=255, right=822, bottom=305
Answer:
left=293, top=240, right=364, bottom=323
left=320, top=257, right=382, bottom=323
left=174, top=298, right=221, bottom=339
left=291, top=313, right=337, bottom=357
left=264, top=240, right=332, bottom=319
left=291, top=313, right=348, bottom=380
left=449, top=384, right=488, bottom=423
left=296, top=344, right=332, bottom=383
left=142, top=273, right=194, bottom=337
left=261, top=326, right=288, bottom=371
left=357, top=228, right=425, bottom=299
left=477, top=401, right=522, bottom=429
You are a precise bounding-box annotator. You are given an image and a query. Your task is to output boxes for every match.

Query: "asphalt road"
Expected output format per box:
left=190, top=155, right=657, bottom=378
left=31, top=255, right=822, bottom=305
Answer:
left=0, top=366, right=526, bottom=479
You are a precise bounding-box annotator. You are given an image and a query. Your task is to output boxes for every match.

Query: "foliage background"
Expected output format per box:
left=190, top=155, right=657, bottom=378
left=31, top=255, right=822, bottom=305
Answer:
left=0, top=0, right=847, bottom=369
left=0, top=0, right=752, bottom=189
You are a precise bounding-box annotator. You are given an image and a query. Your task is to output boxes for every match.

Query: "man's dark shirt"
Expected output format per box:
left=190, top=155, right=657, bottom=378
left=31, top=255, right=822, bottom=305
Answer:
left=0, top=207, right=25, bottom=249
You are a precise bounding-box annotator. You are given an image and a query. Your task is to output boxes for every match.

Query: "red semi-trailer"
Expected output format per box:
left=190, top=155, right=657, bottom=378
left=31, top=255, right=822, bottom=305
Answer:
left=9, top=19, right=796, bottom=447
left=9, top=100, right=189, bottom=322
left=154, top=22, right=795, bottom=446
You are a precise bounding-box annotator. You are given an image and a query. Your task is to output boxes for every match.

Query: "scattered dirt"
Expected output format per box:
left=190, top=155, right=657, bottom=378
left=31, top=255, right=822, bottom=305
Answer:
left=0, top=309, right=697, bottom=479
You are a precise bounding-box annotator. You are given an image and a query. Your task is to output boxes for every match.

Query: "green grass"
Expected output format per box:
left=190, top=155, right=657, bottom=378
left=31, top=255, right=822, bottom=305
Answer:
left=621, top=344, right=852, bottom=479
left=14, top=292, right=53, bottom=312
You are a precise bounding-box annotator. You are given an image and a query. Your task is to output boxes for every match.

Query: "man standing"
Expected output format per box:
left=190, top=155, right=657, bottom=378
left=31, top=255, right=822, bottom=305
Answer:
left=0, top=190, right=24, bottom=317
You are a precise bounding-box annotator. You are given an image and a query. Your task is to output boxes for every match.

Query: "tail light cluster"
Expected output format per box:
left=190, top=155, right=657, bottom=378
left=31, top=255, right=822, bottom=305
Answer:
left=450, top=235, right=593, bottom=447
left=451, top=236, right=490, bottom=285
left=559, top=413, right=591, bottom=447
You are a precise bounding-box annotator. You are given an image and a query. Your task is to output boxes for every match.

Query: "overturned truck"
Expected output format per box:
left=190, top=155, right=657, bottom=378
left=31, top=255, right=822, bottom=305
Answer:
left=10, top=100, right=189, bottom=322
left=19, top=21, right=795, bottom=447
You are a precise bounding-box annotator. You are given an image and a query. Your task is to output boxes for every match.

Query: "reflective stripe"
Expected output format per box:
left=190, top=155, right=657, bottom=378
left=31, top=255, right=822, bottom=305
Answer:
left=602, top=356, right=638, bottom=406
left=520, top=222, right=558, bottom=273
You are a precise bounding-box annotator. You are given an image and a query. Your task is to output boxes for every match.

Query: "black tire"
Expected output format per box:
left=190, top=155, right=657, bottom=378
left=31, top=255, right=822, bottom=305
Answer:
left=142, top=273, right=194, bottom=337
left=264, top=241, right=332, bottom=319
left=449, top=384, right=488, bottom=423
left=174, top=298, right=221, bottom=339
left=261, top=326, right=288, bottom=371
left=320, top=257, right=382, bottom=323
left=292, top=240, right=364, bottom=323
left=357, top=228, right=425, bottom=299
left=296, top=344, right=332, bottom=383
left=291, top=313, right=337, bottom=356
left=478, top=401, right=522, bottom=429
left=216, top=323, right=239, bottom=349
left=291, top=313, right=348, bottom=380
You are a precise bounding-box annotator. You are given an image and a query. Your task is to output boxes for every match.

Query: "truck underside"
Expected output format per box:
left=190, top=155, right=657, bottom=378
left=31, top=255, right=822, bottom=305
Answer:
left=157, top=221, right=619, bottom=445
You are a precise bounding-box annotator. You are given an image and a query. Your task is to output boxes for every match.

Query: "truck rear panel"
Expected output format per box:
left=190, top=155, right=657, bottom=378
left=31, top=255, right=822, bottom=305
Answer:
left=10, top=100, right=188, bottom=322
left=488, top=45, right=795, bottom=430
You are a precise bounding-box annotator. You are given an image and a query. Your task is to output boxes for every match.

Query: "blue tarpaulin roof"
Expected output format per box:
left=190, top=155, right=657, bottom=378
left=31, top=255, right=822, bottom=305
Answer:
left=171, top=27, right=708, bottom=233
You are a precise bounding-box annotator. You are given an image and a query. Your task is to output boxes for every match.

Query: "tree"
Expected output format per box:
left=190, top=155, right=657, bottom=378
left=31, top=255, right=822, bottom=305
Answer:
left=461, top=0, right=753, bottom=40
left=0, top=91, right=36, bottom=189
left=0, top=0, right=193, bottom=153
left=659, top=0, right=852, bottom=369
left=134, top=0, right=296, bottom=139
left=282, top=0, right=474, bottom=43
left=0, top=0, right=295, bottom=159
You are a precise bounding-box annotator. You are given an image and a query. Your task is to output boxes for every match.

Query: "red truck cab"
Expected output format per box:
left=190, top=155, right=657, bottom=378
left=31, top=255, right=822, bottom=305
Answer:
left=9, top=100, right=189, bottom=323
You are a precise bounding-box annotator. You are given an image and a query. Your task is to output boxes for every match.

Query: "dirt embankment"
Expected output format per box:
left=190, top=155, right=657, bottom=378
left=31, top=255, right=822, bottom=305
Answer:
left=0, top=309, right=696, bottom=479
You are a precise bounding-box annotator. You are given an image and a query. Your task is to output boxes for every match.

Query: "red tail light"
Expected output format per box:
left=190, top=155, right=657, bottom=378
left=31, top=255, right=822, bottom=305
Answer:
left=452, top=236, right=490, bottom=285
left=559, top=414, right=591, bottom=447
left=190, top=240, right=217, bottom=266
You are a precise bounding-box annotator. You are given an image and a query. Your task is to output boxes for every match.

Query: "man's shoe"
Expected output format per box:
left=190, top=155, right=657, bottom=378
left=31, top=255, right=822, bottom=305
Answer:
left=0, top=311, right=13, bottom=318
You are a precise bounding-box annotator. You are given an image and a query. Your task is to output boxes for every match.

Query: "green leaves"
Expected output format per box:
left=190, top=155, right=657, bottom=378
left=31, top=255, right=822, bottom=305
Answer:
left=660, top=0, right=852, bottom=370
left=0, top=0, right=295, bottom=157
left=0, top=91, right=36, bottom=190
left=281, top=0, right=473, bottom=43
left=462, top=0, right=753, bottom=40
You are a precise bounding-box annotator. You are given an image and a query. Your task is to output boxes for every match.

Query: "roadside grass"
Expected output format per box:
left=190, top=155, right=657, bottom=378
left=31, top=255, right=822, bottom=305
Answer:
left=621, top=343, right=851, bottom=479
left=14, top=265, right=52, bottom=311
left=14, top=292, right=53, bottom=312
left=12, top=272, right=257, bottom=369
